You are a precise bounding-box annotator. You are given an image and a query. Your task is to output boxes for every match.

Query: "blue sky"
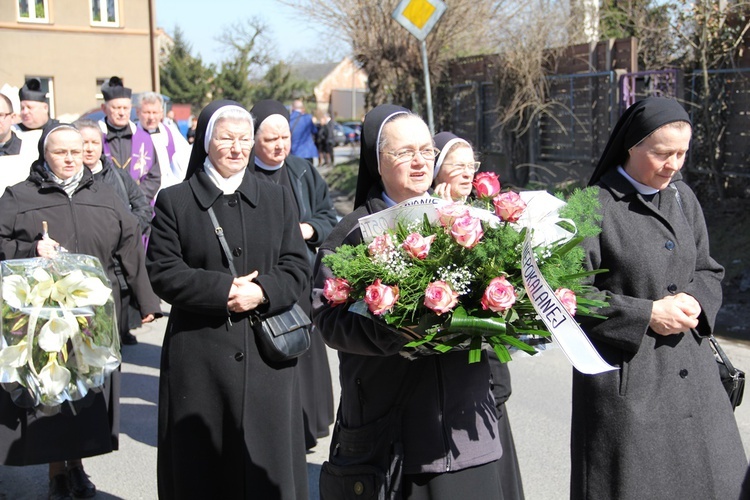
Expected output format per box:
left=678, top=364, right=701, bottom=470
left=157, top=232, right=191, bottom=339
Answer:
left=156, top=0, right=327, bottom=66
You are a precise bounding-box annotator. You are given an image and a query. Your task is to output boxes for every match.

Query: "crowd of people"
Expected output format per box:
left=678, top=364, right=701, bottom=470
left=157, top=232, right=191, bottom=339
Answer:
left=0, top=75, right=748, bottom=500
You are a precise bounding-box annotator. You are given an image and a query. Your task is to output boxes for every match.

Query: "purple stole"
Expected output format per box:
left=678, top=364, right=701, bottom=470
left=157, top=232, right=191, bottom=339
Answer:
left=101, top=122, right=157, bottom=198
left=100, top=121, right=156, bottom=248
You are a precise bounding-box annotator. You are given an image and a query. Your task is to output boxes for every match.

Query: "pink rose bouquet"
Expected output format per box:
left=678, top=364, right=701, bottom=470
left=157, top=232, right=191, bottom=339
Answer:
left=320, top=187, right=606, bottom=363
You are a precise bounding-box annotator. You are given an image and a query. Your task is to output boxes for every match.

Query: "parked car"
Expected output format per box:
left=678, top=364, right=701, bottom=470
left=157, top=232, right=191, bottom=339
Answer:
left=330, top=123, right=346, bottom=147
left=342, top=121, right=362, bottom=143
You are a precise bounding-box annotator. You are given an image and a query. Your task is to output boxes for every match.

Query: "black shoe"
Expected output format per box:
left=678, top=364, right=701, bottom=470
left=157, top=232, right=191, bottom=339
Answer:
left=121, top=331, right=138, bottom=345
left=48, top=474, right=73, bottom=500
left=67, top=466, right=96, bottom=498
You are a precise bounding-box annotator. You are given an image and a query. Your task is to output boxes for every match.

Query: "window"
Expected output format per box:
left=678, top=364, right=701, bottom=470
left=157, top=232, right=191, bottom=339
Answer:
left=90, top=0, right=119, bottom=27
left=17, top=0, right=49, bottom=23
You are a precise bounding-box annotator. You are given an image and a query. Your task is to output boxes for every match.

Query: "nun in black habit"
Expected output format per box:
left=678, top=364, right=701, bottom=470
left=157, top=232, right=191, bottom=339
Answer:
left=571, top=97, right=747, bottom=499
left=146, top=100, right=310, bottom=499
left=312, top=105, right=505, bottom=499
left=249, top=100, right=337, bottom=450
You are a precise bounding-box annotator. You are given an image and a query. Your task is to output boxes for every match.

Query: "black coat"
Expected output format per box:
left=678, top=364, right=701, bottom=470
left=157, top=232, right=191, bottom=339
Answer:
left=0, top=164, right=160, bottom=465
left=280, top=155, right=337, bottom=446
left=147, top=168, right=310, bottom=499
left=571, top=169, right=747, bottom=499
left=91, top=156, right=153, bottom=234
left=312, top=190, right=502, bottom=475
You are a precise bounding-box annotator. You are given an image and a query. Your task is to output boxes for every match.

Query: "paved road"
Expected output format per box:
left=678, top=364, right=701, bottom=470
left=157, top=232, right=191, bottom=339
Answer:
left=2, top=312, right=749, bottom=499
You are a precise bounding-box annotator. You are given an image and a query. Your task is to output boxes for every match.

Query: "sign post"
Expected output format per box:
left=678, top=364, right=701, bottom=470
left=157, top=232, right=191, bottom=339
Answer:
left=392, top=0, right=447, bottom=135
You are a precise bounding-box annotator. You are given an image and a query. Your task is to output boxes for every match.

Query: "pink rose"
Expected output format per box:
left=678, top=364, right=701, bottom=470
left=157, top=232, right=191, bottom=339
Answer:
left=365, top=279, right=399, bottom=316
left=473, top=172, right=501, bottom=199
left=424, top=281, right=459, bottom=315
left=323, top=278, right=352, bottom=306
left=492, top=191, right=527, bottom=223
left=481, top=276, right=517, bottom=313
left=402, top=233, right=436, bottom=260
left=450, top=215, right=484, bottom=249
left=436, top=202, right=470, bottom=228
left=554, top=287, right=577, bottom=316
left=368, top=233, right=395, bottom=259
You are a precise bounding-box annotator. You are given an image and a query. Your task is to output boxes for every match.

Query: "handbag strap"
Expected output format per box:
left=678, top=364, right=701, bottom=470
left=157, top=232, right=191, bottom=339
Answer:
left=207, top=206, right=238, bottom=277
left=710, top=335, right=738, bottom=373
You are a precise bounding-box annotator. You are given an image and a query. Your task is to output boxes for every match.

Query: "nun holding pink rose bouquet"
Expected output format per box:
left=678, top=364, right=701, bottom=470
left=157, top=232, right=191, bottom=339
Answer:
left=321, top=179, right=607, bottom=362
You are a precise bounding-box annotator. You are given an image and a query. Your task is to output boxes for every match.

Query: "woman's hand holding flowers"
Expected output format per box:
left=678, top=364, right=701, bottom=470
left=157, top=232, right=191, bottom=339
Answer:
left=36, top=236, right=61, bottom=259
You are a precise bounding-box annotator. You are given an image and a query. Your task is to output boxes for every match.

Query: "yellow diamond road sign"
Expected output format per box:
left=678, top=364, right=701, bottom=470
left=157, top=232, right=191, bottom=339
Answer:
left=392, top=0, right=447, bottom=41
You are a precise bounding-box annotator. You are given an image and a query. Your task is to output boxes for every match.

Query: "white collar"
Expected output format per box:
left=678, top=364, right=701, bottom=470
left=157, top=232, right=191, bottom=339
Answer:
left=203, top=157, right=245, bottom=194
left=617, top=165, right=659, bottom=195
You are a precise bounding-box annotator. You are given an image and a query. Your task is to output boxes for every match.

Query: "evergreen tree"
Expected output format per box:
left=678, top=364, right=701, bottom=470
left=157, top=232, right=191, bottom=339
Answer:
left=159, top=26, right=214, bottom=110
left=213, top=18, right=271, bottom=108
left=252, top=62, right=313, bottom=103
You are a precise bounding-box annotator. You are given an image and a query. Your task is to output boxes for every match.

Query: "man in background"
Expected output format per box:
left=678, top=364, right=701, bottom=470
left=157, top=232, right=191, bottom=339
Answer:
left=288, top=99, right=318, bottom=166
left=135, top=92, right=190, bottom=190
left=0, top=84, right=36, bottom=192
left=99, top=76, right=160, bottom=205
left=17, top=78, right=59, bottom=145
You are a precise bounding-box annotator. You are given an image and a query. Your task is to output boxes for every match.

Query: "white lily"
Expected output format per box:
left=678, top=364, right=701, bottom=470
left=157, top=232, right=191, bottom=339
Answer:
left=74, top=335, right=114, bottom=369
left=51, top=270, right=111, bottom=308
left=0, top=338, right=30, bottom=368
left=28, top=268, right=55, bottom=307
left=38, top=354, right=71, bottom=400
left=37, top=354, right=70, bottom=400
left=37, top=313, right=79, bottom=353
left=2, top=275, right=30, bottom=310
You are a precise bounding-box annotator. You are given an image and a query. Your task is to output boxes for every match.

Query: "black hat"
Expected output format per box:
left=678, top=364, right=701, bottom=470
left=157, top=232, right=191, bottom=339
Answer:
left=101, top=76, right=132, bottom=101
left=19, top=78, right=46, bottom=103
left=589, top=97, right=691, bottom=186
left=354, top=104, right=409, bottom=208
left=250, top=100, right=289, bottom=134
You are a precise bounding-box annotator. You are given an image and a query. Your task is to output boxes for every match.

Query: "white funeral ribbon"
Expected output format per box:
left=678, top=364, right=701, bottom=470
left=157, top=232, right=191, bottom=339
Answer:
left=521, top=231, right=617, bottom=375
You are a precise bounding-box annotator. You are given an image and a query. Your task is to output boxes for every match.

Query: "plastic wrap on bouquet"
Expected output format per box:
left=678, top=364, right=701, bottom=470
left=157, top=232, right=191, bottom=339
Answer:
left=0, top=254, right=120, bottom=410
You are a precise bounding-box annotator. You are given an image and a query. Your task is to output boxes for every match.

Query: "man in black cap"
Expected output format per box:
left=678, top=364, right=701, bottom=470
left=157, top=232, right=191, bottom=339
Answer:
left=17, top=77, right=59, bottom=146
left=1, top=83, right=37, bottom=192
left=99, top=76, right=160, bottom=206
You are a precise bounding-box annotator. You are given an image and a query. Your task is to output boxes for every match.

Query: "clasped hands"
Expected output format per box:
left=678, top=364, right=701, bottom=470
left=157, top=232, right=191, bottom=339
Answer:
left=650, top=292, right=701, bottom=336
left=227, top=270, right=265, bottom=314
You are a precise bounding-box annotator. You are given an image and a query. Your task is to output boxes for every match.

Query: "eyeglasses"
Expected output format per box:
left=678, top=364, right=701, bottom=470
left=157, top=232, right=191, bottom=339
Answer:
left=213, top=137, right=253, bottom=149
left=385, top=148, right=440, bottom=164
left=49, top=149, right=83, bottom=158
left=443, top=161, right=481, bottom=173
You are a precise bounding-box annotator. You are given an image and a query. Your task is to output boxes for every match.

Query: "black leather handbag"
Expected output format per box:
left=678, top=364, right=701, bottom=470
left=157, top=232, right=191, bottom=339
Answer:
left=709, top=335, right=745, bottom=410
left=253, top=303, right=311, bottom=362
left=207, top=206, right=311, bottom=362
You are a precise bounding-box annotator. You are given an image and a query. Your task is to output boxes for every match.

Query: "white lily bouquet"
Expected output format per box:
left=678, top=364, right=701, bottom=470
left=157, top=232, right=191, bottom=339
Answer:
left=0, top=253, right=120, bottom=410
